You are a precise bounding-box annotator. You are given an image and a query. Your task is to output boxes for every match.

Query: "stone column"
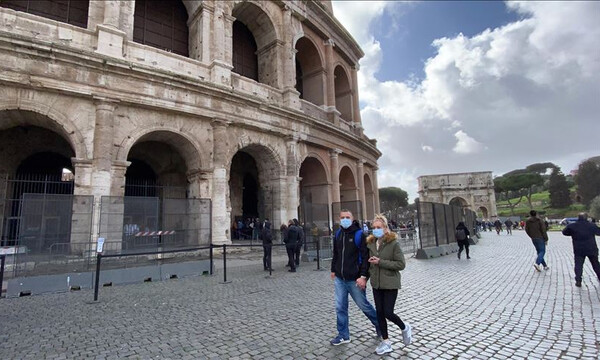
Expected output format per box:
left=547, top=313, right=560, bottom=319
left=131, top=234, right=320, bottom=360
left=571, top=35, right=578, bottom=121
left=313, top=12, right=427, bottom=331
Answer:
left=324, top=39, right=336, bottom=108
left=281, top=6, right=301, bottom=109
left=351, top=65, right=361, bottom=124
left=92, top=99, right=118, bottom=197
left=96, top=1, right=126, bottom=58
left=209, top=5, right=233, bottom=86
left=330, top=149, right=341, bottom=203
left=357, top=159, right=367, bottom=222
left=211, top=119, right=231, bottom=245
left=286, top=136, right=299, bottom=222
left=373, top=166, right=381, bottom=213
left=70, top=158, right=94, bottom=254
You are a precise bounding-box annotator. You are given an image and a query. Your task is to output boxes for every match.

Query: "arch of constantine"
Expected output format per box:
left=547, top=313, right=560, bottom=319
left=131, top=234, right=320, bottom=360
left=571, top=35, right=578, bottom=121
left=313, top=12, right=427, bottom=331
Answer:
left=0, top=0, right=381, bottom=253
left=418, top=172, right=497, bottom=220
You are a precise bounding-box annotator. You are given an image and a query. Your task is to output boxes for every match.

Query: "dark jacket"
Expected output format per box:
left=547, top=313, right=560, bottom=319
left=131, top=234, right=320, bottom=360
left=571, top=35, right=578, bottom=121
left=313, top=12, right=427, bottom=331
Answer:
left=331, top=223, right=369, bottom=281
left=366, top=232, right=406, bottom=289
left=562, top=220, right=600, bottom=256
left=525, top=216, right=548, bottom=241
left=284, top=224, right=300, bottom=247
left=455, top=223, right=470, bottom=242
left=261, top=224, right=272, bottom=245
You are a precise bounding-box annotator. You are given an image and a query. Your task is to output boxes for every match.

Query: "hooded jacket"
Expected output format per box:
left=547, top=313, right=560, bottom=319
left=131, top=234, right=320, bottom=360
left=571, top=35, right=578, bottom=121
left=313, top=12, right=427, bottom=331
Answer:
left=366, top=232, right=406, bottom=289
left=562, top=219, right=600, bottom=256
left=331, top=223, right=369, bottom=280
left=525, top=216, right=548, bottom=241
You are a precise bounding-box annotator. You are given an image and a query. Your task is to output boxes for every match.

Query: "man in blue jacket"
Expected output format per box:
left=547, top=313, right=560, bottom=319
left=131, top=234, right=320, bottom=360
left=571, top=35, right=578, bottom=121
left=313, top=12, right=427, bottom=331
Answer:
left=330, top=209, right=379, bottom=345
left=562, top=213, right=600, bottom=287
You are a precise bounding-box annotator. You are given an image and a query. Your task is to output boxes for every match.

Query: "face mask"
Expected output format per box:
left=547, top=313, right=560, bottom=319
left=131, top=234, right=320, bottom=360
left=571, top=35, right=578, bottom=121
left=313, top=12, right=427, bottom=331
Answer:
left=373, top=228, right=384, bottom=238
left=340, top=218, right=352, bottom=229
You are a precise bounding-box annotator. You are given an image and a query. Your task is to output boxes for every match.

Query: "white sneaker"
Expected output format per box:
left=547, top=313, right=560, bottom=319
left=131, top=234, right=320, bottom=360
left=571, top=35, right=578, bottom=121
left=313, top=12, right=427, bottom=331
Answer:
left=402, top=323, right=412, bottom=345
left=533, top=264, right=541, bottom=272
left=375, top=341, right=393, bottom=355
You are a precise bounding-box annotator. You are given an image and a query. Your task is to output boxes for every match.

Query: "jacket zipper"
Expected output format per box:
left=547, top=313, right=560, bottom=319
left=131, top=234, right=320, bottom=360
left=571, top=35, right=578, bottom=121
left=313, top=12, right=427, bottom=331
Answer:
left=341, top=231, right=345, bottom=280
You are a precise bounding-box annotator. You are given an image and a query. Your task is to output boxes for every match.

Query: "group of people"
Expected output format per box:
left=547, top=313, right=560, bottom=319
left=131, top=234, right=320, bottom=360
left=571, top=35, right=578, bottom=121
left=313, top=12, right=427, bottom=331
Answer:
left=525, top=209, right=600, bottom=287
left=330, top=209, right=412, bottom=355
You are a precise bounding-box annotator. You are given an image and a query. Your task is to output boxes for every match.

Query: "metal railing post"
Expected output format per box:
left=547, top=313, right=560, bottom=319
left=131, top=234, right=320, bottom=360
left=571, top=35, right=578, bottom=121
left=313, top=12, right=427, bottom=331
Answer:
left=0, top=255, right=5, bottom=298
left=268, top=243, right=273, bottom=276
left=209, top=244, right=214, bottom=275
left=316, top=239, right=321, bottom=270
left=94, top=253, right=102, bottom=301
left=222, top=244, right=227, bottom=283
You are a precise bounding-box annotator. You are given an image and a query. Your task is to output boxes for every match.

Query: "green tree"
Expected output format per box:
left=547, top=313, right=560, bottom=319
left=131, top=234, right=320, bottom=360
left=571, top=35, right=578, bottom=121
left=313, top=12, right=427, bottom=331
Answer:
left=379, top=187, right=408, bottom=214
left=548, top=168, right=571, bottom=208
left=494, top=175, right=524, bottom=216
left=495, top=172, right=544, bottom=214
left=575, top=159, right=600, bottom=206
left=589, top=195, right=600, bottom=220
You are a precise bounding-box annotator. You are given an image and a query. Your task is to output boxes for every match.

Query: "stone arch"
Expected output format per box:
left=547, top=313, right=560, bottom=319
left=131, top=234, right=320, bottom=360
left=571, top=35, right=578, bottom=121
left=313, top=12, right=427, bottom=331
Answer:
left=339, top=165, right=358, bottom=202
left=449, top=196, right=469, bottom=208
left=0, top=107, right=87, bottom=161
left=133, top=0, right=189, bottom=57
left=230, top=1, right=280, bottom=87
left=116, top=127, right=205, bottom=172
left=299, top=152, right=330, bottom=183
left=477, top=206, right=489, bottom=219
left=364, top=173, right=375, bottom=220
left=299, top=156, right=329, bottom=202
left=295, top=36, right=325, bottom=106
left=334, top=64, right=353, bottom=122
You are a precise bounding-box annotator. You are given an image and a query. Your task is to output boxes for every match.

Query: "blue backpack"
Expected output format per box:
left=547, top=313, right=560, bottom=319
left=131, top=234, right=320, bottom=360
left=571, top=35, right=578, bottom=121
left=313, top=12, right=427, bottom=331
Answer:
left=335, top=228, right=364, bottom=264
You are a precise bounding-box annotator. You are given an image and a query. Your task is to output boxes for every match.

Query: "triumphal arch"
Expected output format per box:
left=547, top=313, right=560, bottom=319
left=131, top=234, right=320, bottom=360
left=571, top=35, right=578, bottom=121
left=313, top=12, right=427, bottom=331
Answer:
left=418, top=172, right=497, bottom=219
left=0, top=0, right=381, bottom=257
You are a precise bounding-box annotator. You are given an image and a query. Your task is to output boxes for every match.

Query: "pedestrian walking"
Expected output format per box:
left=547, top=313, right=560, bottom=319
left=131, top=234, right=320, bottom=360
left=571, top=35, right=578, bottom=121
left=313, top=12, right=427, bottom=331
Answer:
left=494, top=219, right=503, bottom=235
left=329, top=209, right=380, bottom=346
left=284, top=220, right=300, bottom=272
left=525, top=210, right=549, bottom=271
left=293, top=218, right=304, bottom=267
left=366, top=214, right=412, bottom=355
left=562, top=213, right=600, bottom=287
left=504, top=219, right=513, bottom=235
left=455, top=221, right=471, bottom=259
left=261, top=219, right=273, bottom=271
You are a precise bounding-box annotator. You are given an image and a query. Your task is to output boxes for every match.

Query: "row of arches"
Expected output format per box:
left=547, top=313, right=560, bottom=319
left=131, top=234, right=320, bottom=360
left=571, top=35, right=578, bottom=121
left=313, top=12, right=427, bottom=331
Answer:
left=0, top=110, right=377, bottom=245
left=1, top=0, right=358, bottom=122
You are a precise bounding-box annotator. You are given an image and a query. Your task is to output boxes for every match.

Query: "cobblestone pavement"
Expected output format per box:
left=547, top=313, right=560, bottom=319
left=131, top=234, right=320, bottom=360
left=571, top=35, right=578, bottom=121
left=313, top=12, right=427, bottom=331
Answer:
left=1, top=231, right=599, bottom=359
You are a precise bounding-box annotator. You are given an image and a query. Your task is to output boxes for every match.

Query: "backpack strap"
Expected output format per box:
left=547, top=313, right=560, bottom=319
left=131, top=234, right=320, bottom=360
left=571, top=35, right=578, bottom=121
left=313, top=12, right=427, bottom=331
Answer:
left=354, top=230, right=363, bottom=265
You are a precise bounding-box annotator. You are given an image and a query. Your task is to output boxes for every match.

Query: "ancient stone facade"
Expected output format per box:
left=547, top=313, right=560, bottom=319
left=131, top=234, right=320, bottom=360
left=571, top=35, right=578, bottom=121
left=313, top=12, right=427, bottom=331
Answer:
left=418, top=172, right=497, bottom=219
left=0, top=1, right=380, bottom=246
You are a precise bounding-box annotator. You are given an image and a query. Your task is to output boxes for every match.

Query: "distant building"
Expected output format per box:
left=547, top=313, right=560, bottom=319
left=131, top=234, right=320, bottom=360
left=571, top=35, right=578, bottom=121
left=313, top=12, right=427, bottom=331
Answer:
left=418, top=171, right=497, bottom=219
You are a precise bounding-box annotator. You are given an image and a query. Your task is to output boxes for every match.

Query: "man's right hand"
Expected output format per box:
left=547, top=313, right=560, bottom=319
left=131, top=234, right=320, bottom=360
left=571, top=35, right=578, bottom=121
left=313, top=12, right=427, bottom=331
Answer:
left=331, top=272, right=335, bottom=280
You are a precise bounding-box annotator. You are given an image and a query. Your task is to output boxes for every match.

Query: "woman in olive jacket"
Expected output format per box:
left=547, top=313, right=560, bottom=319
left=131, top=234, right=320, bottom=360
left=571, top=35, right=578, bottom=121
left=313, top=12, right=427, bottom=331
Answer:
left=366, top=214, right=412, bottom=355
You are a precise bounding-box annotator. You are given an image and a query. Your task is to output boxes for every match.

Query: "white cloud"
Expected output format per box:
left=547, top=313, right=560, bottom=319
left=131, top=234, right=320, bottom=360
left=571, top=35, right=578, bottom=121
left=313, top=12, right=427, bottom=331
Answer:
left=333, top=1, right=600, bottom=199
left=452, top=130, right=485, bottom=154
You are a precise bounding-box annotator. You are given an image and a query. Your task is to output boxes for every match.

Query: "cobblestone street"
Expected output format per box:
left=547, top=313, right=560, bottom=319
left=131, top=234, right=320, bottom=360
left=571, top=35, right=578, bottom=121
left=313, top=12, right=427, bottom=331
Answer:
left=1, top=230, right=599, bottom=359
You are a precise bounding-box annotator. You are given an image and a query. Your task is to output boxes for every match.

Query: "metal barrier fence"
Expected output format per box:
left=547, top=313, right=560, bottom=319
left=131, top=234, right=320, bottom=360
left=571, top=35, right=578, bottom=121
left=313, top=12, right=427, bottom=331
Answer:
left=417, top=201, right=477, bottom=249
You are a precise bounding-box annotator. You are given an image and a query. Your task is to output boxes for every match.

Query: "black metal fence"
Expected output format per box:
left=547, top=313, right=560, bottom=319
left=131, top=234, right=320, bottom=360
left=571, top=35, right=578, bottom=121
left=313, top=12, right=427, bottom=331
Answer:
left=417, top=201, right=477, bottom=249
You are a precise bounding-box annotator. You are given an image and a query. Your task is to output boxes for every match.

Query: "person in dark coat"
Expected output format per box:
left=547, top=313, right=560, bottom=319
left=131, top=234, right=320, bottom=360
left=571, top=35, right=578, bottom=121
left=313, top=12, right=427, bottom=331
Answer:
left=525, top=210, right=549, bottom=272
left=455, top=221, right=471, bottom=259
left=261, top=219, right=273, bottom=271
left=284, top=220, right=300, bottom=272
left=562, top=213, right=600, bottom=287
left=293, top=218, right=304, bottom=267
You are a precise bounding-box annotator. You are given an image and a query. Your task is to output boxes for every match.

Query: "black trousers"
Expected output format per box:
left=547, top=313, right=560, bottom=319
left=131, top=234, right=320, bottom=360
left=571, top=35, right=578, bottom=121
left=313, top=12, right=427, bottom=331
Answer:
left=263, top=244, right=272, bottom=269
left=458, top=240, right=470, bottom=257
left=372, top=288, right=405, bottom=339
left=574, top=254, right=600, bottom=282
left=294, top=244, right=302, bottom=265
left=286, top=246, right=296, bottom=271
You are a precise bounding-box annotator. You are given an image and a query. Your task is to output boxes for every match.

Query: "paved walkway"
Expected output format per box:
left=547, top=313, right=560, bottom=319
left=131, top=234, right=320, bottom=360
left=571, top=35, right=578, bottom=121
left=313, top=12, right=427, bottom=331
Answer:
left=1, top=231, right=599, bottom=359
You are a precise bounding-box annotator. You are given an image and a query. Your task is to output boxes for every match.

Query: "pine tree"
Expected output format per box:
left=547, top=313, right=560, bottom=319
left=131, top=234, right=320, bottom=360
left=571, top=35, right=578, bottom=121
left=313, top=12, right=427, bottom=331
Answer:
left=575, top=160, right=600, bottom=206
left=548, top=168, right=571, bottom=208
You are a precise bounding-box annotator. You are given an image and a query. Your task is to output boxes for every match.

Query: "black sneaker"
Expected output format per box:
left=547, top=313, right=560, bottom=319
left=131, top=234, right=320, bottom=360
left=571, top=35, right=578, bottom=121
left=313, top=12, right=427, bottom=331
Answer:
left=575, top=281, right=582, bottom=287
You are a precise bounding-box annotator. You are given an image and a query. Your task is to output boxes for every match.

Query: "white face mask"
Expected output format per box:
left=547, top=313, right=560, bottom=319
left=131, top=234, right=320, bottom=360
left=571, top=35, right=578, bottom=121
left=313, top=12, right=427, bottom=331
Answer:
left=340, top=218, right=352, bottom=229
left=373, top=228, right=384, bottom=238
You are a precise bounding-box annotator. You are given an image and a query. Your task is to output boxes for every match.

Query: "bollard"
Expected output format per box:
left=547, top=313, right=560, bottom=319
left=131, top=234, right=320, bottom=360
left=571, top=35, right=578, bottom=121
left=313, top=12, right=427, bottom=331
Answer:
left=316, top=239, right=321, bottom=270
left=221, top=244, right=229, bottom=283
left=93, top=253, right=102, bottom=301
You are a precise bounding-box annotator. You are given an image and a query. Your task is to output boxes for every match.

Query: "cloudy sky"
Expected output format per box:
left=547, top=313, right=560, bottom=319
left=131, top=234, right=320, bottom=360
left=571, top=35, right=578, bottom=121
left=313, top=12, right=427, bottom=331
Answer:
left=331, top=1, right=600, bottom=201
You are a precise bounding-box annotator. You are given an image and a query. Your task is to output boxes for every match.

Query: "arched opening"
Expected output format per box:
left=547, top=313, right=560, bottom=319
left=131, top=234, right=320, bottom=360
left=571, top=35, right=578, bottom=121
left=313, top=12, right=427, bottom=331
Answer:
left=364, top=173, right=375, bottom=221
left=232, top=21, right=258, bottom=81
left=477, top=206, right=489, bottom=220
left=231, top=2, right=278, bottom=87
left=299, top=157, right=329, bottom=238
left=295, top=37, right=325, bottom=106
left=339, top=165, right=358, bottom=203
left=0, top=124, right=75, bottom=252
left=1, top=0, right=89, bottom=28
left=133, top=0, right=189, bottom=57
left=334, top=65, right=353, bottom=122
left=449, top=197, right=469, bottom=208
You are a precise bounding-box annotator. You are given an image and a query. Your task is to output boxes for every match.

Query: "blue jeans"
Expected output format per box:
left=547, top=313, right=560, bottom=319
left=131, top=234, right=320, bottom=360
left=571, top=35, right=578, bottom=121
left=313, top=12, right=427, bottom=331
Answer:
left=532, top=238, right=547, bottom=267
left=334, top=277, right=379, bottom=339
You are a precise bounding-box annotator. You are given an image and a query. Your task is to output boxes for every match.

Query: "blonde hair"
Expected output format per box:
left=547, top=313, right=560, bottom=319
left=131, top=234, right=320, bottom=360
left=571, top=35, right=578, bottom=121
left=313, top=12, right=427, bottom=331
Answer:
left=372, top=213, right=389, bottom=229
